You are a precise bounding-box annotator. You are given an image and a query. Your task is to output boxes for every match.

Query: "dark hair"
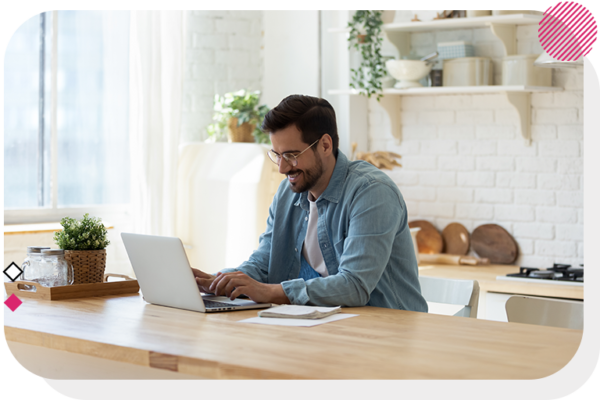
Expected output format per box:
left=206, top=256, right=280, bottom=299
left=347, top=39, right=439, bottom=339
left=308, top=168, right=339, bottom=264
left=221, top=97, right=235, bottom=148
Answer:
left=261, top=94, right=339, bottom=157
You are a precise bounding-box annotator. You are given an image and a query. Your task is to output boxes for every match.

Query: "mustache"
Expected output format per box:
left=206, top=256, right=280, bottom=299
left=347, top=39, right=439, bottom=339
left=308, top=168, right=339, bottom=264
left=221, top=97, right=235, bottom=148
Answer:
left=286, top=170, right=302, bottom=176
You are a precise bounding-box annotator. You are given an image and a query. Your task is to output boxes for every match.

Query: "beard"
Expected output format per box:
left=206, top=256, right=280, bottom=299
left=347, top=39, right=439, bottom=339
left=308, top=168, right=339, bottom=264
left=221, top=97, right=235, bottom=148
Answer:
left=287, top=152, right=324, bottom=194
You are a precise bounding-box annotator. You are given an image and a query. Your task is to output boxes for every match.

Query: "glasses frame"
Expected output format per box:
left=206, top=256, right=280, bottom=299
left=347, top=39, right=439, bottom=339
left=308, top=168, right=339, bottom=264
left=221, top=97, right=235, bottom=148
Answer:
left=268, top=138, right=321, bottom=167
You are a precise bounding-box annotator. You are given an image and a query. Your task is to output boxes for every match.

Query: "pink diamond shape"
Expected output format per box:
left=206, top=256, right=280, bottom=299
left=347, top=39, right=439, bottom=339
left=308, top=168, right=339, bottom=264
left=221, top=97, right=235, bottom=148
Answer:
left=4, top=294, right=22, bottom=312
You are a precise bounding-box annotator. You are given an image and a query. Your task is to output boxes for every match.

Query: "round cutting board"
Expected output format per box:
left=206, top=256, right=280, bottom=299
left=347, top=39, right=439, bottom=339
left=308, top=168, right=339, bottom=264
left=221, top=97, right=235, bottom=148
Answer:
left=408, top=220, right=443, bottom=254
left=471, top=224, right=518, bottom=264
left=442, top=222, right=470, bottom=255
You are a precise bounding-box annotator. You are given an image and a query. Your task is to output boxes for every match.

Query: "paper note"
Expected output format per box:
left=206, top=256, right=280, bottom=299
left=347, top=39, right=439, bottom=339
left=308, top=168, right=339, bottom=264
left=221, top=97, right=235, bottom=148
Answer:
left=238, top=313, right=358, bottom=327
left=258, top=305, right=341, bottom=319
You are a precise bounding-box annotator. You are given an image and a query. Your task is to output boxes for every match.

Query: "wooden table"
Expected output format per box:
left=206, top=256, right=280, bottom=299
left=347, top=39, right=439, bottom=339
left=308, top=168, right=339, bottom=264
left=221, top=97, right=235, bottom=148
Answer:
left=4, top=294, right=582, bottom=379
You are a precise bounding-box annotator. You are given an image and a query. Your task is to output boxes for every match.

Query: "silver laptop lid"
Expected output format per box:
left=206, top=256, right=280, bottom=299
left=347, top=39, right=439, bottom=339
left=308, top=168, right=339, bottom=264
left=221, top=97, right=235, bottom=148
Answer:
left=121, top=232, right=207, bottom=312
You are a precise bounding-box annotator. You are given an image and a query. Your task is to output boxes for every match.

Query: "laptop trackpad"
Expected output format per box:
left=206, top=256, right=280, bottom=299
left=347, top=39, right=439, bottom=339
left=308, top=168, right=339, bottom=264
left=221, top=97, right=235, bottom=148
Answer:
left=204, top=295, right=258, bottom=306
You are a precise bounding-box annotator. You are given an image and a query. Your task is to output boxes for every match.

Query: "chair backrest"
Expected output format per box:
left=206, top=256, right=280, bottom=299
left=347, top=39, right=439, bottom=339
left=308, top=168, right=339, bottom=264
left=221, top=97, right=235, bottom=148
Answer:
left=505, top=296, right=583, bottom=330
left=418, top=276, right=480, bottom=318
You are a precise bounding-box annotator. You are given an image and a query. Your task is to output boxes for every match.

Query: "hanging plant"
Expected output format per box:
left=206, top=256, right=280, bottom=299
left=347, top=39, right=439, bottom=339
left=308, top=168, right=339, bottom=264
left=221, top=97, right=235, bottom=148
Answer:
left=347, top=10, right=386, bottom=101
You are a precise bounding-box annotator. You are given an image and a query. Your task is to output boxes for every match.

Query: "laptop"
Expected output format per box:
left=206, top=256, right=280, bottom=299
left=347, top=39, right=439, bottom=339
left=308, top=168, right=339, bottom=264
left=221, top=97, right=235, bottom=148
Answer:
left=121, top=232, right=272, bottom=313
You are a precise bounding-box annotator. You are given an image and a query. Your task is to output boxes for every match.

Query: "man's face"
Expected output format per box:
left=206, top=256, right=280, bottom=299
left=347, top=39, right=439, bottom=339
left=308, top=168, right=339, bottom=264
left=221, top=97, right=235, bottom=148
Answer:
left=270, top=125, right=324, bottom=194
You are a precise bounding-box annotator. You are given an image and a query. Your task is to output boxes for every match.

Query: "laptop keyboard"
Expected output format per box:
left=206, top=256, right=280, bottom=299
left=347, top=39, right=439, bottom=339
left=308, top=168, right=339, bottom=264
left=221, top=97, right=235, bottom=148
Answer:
left=204, top=299, right=237, bottom=309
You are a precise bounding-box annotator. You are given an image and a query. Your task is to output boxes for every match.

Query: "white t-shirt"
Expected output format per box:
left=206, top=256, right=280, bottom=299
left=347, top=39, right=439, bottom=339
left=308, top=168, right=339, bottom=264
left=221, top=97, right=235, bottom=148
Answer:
left=301, top=197, right=329, bottom=277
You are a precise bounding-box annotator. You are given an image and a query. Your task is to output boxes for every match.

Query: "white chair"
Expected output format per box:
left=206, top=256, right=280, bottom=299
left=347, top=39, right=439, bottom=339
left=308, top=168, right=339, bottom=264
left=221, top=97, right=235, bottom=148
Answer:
left=505, top=295, right=583, bottom=330
left=419, top=276, right=480, bottom=318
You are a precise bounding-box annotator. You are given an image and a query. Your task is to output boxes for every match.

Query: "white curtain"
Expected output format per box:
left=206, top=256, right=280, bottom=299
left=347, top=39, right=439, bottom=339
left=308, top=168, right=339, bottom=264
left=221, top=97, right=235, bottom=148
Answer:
left=129, top=11, right=184, bottom=236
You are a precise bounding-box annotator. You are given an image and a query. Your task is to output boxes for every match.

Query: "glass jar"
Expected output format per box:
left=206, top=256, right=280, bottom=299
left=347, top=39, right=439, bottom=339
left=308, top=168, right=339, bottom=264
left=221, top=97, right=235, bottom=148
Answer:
left=39, top=249, right=74, bottom=287
left=22, top=246, right=51, bottom=282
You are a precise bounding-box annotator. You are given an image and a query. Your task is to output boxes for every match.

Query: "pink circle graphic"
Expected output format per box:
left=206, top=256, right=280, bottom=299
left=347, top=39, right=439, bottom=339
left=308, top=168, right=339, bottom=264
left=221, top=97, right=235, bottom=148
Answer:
left=539, top=2, right=597, bottom=61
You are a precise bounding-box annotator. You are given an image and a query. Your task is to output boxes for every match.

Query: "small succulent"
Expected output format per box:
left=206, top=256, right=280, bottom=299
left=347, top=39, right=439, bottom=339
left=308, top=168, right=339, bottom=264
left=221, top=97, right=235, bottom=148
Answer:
left=54, top=213, right=110, bottom=250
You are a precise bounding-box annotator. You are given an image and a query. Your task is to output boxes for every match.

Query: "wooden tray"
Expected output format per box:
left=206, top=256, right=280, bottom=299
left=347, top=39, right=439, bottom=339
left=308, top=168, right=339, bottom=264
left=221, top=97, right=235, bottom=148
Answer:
left=4, top=274, right=139, bottom=301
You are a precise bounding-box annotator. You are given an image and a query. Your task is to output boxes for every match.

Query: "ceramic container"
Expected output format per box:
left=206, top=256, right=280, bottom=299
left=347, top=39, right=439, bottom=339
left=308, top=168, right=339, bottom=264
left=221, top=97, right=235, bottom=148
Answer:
left=443, top=57, right=494, bottom=86
left=386, top=60, right=433, bottom=89
left=502, top=54, right=552, bottom=86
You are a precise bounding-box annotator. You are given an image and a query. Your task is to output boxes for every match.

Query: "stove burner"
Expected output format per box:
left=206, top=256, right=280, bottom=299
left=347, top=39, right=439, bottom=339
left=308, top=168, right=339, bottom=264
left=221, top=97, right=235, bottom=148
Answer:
left=507, top=263, right=583, bottom=282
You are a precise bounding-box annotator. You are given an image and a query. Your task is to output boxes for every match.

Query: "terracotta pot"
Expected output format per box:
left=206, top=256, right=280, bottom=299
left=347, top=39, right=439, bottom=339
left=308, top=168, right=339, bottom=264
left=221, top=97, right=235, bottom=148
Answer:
left=227, top=117, right=256, bottom=143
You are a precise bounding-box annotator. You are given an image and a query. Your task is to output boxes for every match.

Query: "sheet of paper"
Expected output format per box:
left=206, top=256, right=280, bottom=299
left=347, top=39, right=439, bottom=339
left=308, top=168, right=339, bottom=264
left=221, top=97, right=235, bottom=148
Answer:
left=238, top=313, right=358, bottom=327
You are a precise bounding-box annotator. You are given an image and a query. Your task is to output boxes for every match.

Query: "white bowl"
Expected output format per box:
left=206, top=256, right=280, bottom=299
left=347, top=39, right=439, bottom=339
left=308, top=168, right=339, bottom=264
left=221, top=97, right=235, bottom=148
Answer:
left=386, top=60, right=433, bottom=89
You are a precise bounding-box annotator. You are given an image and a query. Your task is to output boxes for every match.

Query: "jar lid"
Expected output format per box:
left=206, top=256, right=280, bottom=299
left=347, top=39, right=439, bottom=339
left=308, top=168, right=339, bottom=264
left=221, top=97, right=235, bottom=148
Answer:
left=41, top=249, right=65, bottom=256
left=27, top=246, right=51, bottom=254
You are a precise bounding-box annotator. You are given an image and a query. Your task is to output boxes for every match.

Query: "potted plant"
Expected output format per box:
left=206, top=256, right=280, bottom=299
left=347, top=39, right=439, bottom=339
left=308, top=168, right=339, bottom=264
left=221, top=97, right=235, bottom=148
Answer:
left=347, top=10, right=391, bottom=100
left=54, top=213, right=110, bottom=284
left=206, top=89, right=270, bottom=144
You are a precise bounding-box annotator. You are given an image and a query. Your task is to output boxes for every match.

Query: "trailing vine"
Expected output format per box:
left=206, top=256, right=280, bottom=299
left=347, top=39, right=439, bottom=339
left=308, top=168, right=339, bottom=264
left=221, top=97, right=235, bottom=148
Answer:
left=347, top=10, right=386, bottom=101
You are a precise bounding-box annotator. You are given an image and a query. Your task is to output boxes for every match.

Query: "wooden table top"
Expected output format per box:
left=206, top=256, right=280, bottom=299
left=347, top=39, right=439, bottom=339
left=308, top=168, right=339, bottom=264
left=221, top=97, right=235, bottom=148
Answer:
left=418, top=263, right=584, bottom=300
left=4, top=294, right=582, bottom=379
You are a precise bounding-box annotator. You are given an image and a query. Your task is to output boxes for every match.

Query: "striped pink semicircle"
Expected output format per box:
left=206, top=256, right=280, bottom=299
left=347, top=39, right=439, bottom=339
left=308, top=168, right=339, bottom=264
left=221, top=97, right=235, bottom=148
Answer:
left=539, top=1, right=597, bottom=61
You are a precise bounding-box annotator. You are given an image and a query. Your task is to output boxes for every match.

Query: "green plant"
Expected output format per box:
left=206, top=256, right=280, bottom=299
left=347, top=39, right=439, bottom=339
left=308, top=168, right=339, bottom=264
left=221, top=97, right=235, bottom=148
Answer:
left=206, top=89, right=270, bottom=144
left=54, top=213, right=110, bottom=250
left=347, top=10, right=386, bottom=101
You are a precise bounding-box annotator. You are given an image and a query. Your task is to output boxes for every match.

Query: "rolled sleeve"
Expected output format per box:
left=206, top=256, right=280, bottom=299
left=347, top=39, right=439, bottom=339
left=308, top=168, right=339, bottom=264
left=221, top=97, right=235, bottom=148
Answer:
left=281, top=279, right=310, bottom=305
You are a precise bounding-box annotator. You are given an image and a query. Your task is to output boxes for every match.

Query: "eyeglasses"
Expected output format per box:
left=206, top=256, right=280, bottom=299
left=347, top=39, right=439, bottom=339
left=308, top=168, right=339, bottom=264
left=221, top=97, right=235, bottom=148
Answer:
left=267, top=138, right=320, bottom=167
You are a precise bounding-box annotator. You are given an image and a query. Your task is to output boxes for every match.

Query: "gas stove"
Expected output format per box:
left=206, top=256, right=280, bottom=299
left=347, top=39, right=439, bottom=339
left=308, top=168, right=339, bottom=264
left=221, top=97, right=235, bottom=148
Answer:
left=496, top=263, right=584, bottom=286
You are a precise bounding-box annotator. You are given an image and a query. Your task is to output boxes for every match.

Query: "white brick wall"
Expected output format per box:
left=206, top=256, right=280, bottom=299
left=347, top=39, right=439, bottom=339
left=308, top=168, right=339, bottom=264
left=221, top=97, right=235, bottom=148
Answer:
left=373, top=23, right=583, bottom=267
left=182, top=11, right=264, bottom=142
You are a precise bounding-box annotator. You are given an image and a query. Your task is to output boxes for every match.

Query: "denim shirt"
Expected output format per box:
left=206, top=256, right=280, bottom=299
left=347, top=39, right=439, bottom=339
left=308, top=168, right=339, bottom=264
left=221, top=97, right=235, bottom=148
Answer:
left=221, top=150, right=428, bottom=312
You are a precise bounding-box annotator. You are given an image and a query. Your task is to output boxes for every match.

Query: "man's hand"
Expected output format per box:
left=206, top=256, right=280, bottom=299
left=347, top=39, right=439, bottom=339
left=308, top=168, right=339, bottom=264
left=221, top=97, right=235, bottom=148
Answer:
left=191, top=268, right=216, bottom=294
left=210, top=271, right=290, bottom=304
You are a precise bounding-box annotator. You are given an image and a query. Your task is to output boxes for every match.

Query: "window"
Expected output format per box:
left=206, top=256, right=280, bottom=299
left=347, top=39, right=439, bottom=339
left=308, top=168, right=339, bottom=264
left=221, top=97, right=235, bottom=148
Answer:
left=4, top=11, right=130, bottom=221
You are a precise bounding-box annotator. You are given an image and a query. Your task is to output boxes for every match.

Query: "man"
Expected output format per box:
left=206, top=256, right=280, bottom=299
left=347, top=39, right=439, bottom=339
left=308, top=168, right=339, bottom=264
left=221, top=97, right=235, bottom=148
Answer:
left=192, top=94, right=427, bottom=312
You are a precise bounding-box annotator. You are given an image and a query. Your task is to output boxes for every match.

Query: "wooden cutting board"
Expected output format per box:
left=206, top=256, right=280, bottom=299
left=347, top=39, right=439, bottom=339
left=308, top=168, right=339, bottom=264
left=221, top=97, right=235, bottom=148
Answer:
left=471, top=224, right=519, bottom=264
left=408, top=220, right=443, bottom=254
left=442, top=222, right=470, bottom=255
left=419, top=253, right=490, bottom=265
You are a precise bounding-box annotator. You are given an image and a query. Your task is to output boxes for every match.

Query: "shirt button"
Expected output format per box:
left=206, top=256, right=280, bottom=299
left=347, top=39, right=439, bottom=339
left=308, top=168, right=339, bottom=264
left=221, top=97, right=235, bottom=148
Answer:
left=295, top=248, right=297, bottom=252
left=305, top=217, right=308, bottom=221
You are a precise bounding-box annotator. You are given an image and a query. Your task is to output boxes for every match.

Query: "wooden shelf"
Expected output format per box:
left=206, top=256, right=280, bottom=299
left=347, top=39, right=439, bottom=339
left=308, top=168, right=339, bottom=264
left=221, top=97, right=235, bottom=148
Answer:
left=328, top=86, right=562, bottom=146
left=327, top=14, right=542, bottom=34
left=383, top=14, right=542, bottom=32
left=329, top=85, right=562, bottom=96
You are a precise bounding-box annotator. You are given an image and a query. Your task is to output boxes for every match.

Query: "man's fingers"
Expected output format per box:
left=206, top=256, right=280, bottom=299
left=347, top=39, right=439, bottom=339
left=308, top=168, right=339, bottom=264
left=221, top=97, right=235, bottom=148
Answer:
left=223, top=278, right=240, bottom=297
left=195, top=277, right=212, bottom=293
left=191, top=268, right=212, bottom=279
left=229, top=286, right=245, bottom=300
left=211, top=276, right=227, bottom=295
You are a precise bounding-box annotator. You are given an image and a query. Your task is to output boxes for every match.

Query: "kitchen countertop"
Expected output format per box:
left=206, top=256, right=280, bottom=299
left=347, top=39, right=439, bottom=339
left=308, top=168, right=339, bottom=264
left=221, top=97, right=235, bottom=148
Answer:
left=418, top=263, right=583, bottom=300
